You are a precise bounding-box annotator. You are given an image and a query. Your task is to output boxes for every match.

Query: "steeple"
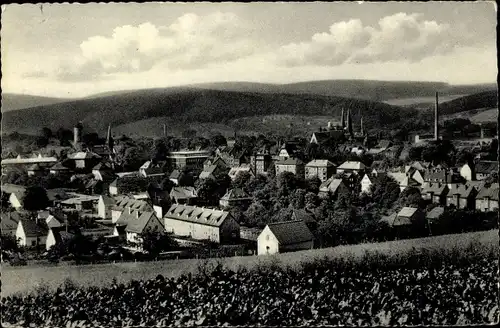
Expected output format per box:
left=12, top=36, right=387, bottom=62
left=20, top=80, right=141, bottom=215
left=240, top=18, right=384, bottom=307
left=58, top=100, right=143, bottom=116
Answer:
left=347, top=108, right=353, bottom=138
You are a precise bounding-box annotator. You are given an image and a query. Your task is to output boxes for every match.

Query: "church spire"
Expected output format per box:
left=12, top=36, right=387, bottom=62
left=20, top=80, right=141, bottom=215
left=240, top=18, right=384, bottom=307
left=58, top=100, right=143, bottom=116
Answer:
left=347, top=108, right=353, bottom=138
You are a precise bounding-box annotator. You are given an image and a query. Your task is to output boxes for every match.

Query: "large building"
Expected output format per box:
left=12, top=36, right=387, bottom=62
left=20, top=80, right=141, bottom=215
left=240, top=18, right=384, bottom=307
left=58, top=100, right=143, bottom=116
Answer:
left=305, top=160, right=336, bottom=182
left=166, top=149, right=211, bottom=171
left=163, top=204, right=240, bottom=243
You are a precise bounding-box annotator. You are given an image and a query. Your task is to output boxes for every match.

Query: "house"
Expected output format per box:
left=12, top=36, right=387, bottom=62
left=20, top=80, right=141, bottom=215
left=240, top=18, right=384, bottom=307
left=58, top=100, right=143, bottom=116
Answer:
left=318, top=177, right=349, bottom=198
left=37, top=211, right=63, bottom=229
left=170, top=186, right=198, bottom=205
left=228, top=164, right=254, bottom=181
left=92, top=162, right=115, bottom=181
left=169, top=170, right=184, bottom=186
left=275, top=158, right=305, bottom=176
left=409, top=169, right=425, bottom=185
left=423, top=169, right=458, bottom=184
left=250, top=147, right=274, bottom=176
left=26, top=164, right=44, bottom=176
left=138, top=161, right=165, bottom=178
left=446, top=184, right=477, bottom=209
left=2, top=184, right=27, bottom=210
left=475, top=161, right=498, bottom=180
left=384, top=145, right=403, bottom=160
left=203, top=157, right=228, bottom=171
left=240, top=226, right=261, bottom=242
left=115, top=210, right=164, bottom=247
left=60, top=195, right=98, bottom=211
left=387, top=172, right=421, bottom=192
left=46, top=189, right=71, bottom=207
left=291, top=209, right=317, bottom=231
left=98, top=195, right=115, bottom=219
left=1, top=154, right=57, bottom=167
left=46, top=228, right=75, bottom=251
left=460, top=163, right=476, bottom=181
left=67, top=151, right=102, bottom=170
left=167, top=149, right=211, bottom=171
left=360, top=174, right=375, bottom=194
left=1, top=211, right=26, bottom=236
left=199, top=163, right=228, bottom=180
left=49, top=162, right=71, bottom=175
left=426, top=206, right=445, bottom=225
left=16, top=219, right=49, bottom=247
left=380, top=207, right=424, bottom=227
left=475, top=183, right=499, bottom=212
left=216, top=146, right=250, bottom=167
left=277, top=143, right=299, bottom=160
left=305, top=160, right=336, bottom=182
left=164, top=204, right=240, bottom=243
left=219, top=188, right=252, bottom=209
left=337, top=161, right=366, bottom=175
left=111, top=196, right=154, bottom=223
left=421, top=182, right=449, bottom=205
left=257, top=220, right=314, bottom=255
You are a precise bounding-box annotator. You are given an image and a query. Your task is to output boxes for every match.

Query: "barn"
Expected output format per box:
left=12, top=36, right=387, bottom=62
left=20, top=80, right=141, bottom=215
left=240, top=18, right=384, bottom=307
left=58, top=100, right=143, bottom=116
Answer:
left=257, top=220, right=314, bottom=255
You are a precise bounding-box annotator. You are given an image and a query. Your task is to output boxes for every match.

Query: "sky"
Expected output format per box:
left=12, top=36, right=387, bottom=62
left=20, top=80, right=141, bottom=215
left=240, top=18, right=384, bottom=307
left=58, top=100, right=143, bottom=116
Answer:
left=1, top=2, right=497, bottom=98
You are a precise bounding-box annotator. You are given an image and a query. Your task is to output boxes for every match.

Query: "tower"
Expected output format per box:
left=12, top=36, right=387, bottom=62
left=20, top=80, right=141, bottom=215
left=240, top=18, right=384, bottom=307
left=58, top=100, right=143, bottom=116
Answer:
left=434, top=92, right=439, bottom=141
left=347, top=108, right=353, bottom=139
left=340, top=108, right=345, bottom=130
left=73, top=122, right=83, bottom=145
left=360, top=116, right=365, bottom=136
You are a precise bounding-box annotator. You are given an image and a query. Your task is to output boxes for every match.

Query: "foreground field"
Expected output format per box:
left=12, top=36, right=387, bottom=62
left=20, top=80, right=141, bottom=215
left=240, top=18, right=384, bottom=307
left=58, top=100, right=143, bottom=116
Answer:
left=2, top=229, right=498, bottom=298
left=2, top=229, right=498, bottom=327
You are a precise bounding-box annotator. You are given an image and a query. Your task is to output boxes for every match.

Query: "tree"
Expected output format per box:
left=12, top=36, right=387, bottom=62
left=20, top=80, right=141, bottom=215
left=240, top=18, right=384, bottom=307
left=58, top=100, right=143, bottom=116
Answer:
left=210, top=134, right=227, bottom=148
left=1, top=234, right=19, bottom=252
left=122, top=146, right=145, bottom=171
left=195, top=177, right=220, bottom=206
left=139, top=228, right=178, bottom=257
left=41, top=127, right=53, bottom=140
left=397, top=187, right=423, bottom=209
left=23, top=186, right=49, bottom=212
left=232, top=171, right=252, bottom=190
left=370, top=175, right=400, bottom=211
left=35, top=136, right=49, bottom=148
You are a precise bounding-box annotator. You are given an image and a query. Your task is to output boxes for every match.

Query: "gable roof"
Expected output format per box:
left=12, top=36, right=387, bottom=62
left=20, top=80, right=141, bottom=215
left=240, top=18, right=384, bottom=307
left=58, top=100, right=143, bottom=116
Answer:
left=306, top=159, right=335, bottom=168
left=426, top=206, right=445, bottom=220
left=476, top=183, right=499, bottom=201
left=1, top=212, right=24, bottom=232
left=379, top=213, right=397, bottom=226
left=125, top=211, right=160, bottom=234
left=275, top=158, right=304, bottom=166
left=69, top=151, right=102, bottom=160
left=2, top=184, right=27, bottom=195
left=424, top=169, right=452, bottom=183
left=49, top=228, right=75, bottom=244
left=50, top=162, right=70, bottom=171
left=114, top=196, right=153, bottom=212
left=291, top=209, right=316, bottom=224
left=447, top=184, right=476, bottom=198
left=421, top=182, right=449, bottom=196
left=376, top=140, right=393, bottom=149
left=170, top=186, right=198, bottom=200
left=398, top=207, right=419, bottom=218
left=221, top=188, right=251, bottom=201
left=338, top=161, right=366, bottom=170
left=266, top=220, right=314, bottom=245
left=19, top=219, right=49, bottom=237
left=228, top=164, right=254, bottom=178
left=165, top=204, right=232, bottom=227
left=99, top=195, right=115, bottom=206
left=169, top=170, right=182, bottom=180
left=319, top=177, right=344, bottom=193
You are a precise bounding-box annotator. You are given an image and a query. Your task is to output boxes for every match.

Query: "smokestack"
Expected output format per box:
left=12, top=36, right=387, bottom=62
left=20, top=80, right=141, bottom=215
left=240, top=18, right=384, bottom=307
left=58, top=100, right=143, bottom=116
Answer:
left=434, top=92, right=439, bottom=141
left=360, top=117, right=364, bottom=135
left=347, top=108, right=353, bottom=138
left=163, top=124, right=167, bottom=138
left=479, top=123, right=484, bottom=139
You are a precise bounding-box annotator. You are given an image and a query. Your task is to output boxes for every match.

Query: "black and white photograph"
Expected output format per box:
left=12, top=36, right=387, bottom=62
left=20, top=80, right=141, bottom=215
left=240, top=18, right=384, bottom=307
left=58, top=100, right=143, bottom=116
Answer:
left=1, top=1, right=499, bottom=327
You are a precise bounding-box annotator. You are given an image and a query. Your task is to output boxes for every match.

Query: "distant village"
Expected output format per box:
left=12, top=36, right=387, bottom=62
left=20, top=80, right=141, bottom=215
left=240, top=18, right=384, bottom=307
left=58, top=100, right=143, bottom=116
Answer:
left=1, top=93, right=498, bottom=265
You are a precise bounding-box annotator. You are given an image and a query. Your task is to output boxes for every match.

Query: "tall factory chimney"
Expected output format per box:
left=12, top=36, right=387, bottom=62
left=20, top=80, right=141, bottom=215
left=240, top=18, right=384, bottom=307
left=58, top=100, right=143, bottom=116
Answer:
left=163, top=124, right=167, bottom=138
left=434, top=92, right=439, bottom=141
left=340, top=108, right=345, bottom=130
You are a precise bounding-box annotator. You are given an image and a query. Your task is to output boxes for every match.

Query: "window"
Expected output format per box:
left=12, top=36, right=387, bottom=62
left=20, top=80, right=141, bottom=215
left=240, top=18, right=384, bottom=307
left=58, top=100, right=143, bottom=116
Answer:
left=31, top=240, right=36, bottom=246
left=266, top=234, right=270, bottom=241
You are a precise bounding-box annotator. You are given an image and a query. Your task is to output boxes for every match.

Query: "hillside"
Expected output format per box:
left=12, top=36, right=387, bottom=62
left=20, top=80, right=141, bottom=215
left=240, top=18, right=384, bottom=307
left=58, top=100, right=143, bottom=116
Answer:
left=1, top=93, right=73, bottom=112
left=189, top=80, right=497, bottom=102
left=1, top=88, right=415, bottom=136
left=437, top=90, right=498, bottom=115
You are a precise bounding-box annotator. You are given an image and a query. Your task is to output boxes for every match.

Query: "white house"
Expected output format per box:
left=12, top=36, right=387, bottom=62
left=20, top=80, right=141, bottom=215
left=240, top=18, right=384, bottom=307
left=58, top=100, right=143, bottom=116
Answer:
left=305, top=160, right=336, bottom=182
left=360, top=174, right=374, bottom=194
left=111, top=196, right=154, bottom=223
left=16, top=219, right=48, bottom=247
left=164, top=204, right=240, bottom=243
left=115, top=211, right=165, bottom=247
left=46, top=228, right=75, bottom=251
left=460, top=163, right=476, bottom=181
left=98, top=195, right=115, bottom=219
left=257, top=220, right=314, bottom=255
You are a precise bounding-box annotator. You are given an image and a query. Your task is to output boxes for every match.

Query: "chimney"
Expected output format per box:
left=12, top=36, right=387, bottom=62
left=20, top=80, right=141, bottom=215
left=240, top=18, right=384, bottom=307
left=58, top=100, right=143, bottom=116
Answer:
left=340, top=108, right=345, bottom=129
left=163, top=124, right=167, bottom=138
left=434, top=92, right=439, bottom=141
left=128, top=207, right=132, bottom=215
left=136, top=211, right=140, bottom=219
left=479, top=123, right=484, bottom=139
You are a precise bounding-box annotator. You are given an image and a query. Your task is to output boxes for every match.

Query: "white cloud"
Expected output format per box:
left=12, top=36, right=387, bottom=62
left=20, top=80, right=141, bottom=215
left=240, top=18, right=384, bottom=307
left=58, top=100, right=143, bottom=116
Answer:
left=56, top=12, right=260, bottom=81
left=275, top=12, right=478, bottom=67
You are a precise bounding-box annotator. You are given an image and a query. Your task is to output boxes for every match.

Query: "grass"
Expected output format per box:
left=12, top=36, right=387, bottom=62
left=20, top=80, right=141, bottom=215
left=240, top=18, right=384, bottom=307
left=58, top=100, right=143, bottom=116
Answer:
left=2, top=229, right=498, bottom=298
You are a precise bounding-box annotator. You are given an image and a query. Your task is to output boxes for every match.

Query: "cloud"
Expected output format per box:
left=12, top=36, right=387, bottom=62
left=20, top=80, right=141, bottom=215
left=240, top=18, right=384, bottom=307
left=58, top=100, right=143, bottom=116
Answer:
left=275, top=12, right=476, bottom=67
left=57, top=12, right=260, bottom=81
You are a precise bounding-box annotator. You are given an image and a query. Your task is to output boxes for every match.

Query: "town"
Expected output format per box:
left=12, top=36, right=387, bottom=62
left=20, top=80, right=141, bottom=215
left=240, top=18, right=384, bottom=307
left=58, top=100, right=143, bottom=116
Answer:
left=1, top=93, right=498, bottom=265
